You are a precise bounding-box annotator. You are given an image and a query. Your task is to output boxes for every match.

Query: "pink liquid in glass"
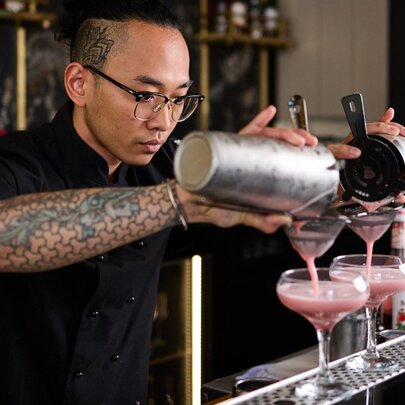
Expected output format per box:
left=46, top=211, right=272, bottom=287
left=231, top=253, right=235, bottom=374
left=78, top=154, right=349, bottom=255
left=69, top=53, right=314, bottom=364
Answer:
left=277, top=282, right=369, bottom=332
left=353, top=197, right=394, bottom=214
left=366, top=267, right=405, bottom=308
left=349, top=219, right=392, bottom=275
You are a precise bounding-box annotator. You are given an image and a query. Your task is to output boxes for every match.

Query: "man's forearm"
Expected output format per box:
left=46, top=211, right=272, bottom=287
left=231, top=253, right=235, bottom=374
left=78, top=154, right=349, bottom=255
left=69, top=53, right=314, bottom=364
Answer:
left=0, top=184, right=178, bottom=273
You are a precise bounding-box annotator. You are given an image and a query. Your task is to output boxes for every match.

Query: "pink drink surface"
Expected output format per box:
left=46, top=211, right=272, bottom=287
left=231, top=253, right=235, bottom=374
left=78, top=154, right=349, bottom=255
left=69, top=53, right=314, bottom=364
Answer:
left=277, top=282, right=368, bottom=332
left=354, top=198, right=392, bottom=214
left=366, top=267, right=405, bottom=307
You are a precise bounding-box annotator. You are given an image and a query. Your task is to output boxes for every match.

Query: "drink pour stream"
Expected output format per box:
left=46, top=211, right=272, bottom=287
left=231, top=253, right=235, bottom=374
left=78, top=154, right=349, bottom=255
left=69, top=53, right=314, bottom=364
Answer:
left=283, top=217, right=347, bottom=293
left=286, top=95, right=346, bottom=292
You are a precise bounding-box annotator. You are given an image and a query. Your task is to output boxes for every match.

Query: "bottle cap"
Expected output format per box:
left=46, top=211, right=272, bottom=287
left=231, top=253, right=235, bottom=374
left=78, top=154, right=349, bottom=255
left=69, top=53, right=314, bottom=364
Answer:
left=394, top=208, right=405, bottom=222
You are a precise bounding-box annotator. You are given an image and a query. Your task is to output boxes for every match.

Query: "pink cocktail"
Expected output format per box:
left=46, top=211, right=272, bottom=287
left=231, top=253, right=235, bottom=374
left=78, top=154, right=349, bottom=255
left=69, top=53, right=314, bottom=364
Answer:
left=278, top=278, right=369, bottom=331
left=276, top=268, right=369, bottom=400
left=330, top=254, right=405, bottom=371
left=367, top=267, right=405, bottom=307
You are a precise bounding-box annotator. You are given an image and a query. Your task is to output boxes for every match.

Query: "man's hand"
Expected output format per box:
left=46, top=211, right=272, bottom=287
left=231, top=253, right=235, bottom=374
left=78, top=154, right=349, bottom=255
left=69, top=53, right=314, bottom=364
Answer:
left=328, top=107, right=405, bottom=159
left=177, top=184, right=291, bottom=234
left=328, top=107, right=405, bottom=204
left=238, top=105, right=318, bottom=147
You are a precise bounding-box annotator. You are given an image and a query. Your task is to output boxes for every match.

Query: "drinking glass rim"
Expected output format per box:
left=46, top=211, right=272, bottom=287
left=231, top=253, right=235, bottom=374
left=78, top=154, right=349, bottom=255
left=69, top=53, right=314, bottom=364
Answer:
left=280, top=267, right=343, bottom=282
left=278, top=267, right=369, bottom=292
left=331, top=253, right=402, bottom=267
left=285, top=215, right=349, bottom=225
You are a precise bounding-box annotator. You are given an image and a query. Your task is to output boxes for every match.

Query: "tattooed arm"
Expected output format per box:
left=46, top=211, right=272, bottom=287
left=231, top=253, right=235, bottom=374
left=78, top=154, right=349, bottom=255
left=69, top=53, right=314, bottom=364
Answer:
left=0, top=183, right=179, bottom=273
left=0, top=178, right=293, bottom=273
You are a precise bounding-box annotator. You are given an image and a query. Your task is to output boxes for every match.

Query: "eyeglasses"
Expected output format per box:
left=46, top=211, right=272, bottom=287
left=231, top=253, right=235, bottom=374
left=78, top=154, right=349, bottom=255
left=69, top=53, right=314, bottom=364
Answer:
left=84, top=65, right=205, bottom=122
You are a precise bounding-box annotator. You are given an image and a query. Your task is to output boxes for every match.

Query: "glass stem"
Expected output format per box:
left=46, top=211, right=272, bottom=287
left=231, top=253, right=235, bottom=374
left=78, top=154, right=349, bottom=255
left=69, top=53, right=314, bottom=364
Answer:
left=316, top=329, right=332, bottom=384
left=365, top=306, right=379, bottom=358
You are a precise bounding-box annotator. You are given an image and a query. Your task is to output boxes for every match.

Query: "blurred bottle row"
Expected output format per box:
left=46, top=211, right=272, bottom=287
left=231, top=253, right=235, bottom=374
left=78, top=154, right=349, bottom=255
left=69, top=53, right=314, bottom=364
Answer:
left=0, top=0, right=47, bottom=13
left=210, top=0, right=280, bottom=38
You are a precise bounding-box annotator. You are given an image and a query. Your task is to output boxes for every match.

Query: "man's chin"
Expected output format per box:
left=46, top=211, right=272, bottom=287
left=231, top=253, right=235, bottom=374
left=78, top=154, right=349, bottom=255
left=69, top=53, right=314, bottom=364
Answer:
left=123, top=154, right=155, bottom=167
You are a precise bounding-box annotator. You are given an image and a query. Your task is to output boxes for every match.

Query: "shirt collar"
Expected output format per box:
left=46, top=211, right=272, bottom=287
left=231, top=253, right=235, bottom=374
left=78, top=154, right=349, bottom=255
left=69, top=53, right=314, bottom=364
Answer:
left=51, top=101, right=129, bottom=187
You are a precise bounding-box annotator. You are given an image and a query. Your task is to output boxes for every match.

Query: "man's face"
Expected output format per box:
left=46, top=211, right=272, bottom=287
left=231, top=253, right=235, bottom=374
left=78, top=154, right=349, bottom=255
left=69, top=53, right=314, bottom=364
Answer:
left=79, top=21, right=191, bottom=167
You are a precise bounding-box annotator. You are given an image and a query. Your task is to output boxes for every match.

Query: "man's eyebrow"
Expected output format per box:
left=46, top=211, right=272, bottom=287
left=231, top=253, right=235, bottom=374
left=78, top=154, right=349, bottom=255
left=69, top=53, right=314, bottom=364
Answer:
left=134, top=75, right=194, bottom=89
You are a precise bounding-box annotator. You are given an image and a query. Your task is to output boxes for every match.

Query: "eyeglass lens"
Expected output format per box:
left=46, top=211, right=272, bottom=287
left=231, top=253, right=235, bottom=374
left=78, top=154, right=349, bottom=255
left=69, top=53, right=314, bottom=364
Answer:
left=135, top=95, right=200, bottom=122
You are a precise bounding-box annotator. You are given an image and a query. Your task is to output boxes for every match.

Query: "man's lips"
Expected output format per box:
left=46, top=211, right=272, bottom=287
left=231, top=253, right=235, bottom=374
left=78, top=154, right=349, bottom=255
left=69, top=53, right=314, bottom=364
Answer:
left=139, top=139, right=164, bottom=153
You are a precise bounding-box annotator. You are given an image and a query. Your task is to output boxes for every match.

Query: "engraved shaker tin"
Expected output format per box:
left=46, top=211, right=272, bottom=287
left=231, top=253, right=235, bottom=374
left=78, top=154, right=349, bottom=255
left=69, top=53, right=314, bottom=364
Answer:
left=174, top=131, right=340, bottom=217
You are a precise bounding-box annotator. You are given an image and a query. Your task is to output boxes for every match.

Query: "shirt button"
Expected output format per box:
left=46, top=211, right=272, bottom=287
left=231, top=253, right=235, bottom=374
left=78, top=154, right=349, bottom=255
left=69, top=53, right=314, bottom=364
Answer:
left=96, top=255, right=106, bottom=262
left=136, top=240, right=145, bottom=248
left=110, top=354, right=120, bottom=362
left=74, top=370, right=84, bottom=379
left=127, top=296, right=135, bottom=303
left=89, top=310, right=99, bottom=318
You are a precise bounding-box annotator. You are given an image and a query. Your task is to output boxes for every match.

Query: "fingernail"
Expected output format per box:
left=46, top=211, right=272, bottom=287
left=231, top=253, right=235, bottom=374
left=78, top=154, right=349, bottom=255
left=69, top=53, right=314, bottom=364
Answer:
left=349, top=147, right=361, bottom=158
left=388, top=125, right=400, bottom=134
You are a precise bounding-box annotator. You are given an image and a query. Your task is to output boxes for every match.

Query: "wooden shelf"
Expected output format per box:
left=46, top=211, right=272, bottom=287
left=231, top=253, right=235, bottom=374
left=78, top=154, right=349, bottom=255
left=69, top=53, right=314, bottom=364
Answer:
left=0, top=10, right=55, bottom=25
left=198, top=31, right=293, bottom=48
left=198, top=1, right=294, bottom=130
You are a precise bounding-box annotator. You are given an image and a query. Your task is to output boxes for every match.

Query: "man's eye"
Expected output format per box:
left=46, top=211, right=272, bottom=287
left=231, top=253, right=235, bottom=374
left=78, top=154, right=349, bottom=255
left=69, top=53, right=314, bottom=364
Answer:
left=140, top=95, right=155, bottom=103
left=174, top=98, right=185, bottom=105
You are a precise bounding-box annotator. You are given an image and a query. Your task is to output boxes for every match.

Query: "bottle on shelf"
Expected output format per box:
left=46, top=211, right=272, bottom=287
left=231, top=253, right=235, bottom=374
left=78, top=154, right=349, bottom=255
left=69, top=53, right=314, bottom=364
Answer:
left=390, top=208, right=405, bottom=330
left=229, top=1, right=248, bottom=34
left=262, top=0, right=279, bottom=36
left=249, top=0, right=262, bottom=38
left=4, top=0, right=25, bottom=12
left=214, top=0, right=228, bottom=34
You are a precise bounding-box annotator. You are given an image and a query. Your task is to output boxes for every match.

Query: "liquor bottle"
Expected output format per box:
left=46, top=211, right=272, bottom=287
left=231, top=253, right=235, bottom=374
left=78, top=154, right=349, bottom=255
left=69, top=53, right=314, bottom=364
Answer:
left=215, top=0, right=228, bottom=34
left=229, top=1, right=248, bottom=33
left=390, top=208, right=405, bottom=330
left=262, top=0, right=279, bottom=36
left=249, top=0, right=262, bottom=38
left=4, top=0, right=25, bottom=12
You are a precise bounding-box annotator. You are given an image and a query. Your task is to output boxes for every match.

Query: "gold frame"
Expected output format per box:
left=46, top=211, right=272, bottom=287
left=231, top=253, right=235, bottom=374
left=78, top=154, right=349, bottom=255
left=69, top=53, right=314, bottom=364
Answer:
left=0, top=5, right=55, bottom=130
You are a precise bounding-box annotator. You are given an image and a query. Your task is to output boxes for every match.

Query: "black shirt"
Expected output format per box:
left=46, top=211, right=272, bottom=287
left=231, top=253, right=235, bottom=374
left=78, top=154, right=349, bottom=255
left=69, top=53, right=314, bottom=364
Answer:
left=0, top=102, right=175, bottom=405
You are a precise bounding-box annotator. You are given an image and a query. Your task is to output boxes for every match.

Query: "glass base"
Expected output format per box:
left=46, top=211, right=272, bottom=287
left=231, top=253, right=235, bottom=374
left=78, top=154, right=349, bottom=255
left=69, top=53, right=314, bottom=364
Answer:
left=295, top=378, right=353, bottom=400
left=345, top=353, right=399, bottom=372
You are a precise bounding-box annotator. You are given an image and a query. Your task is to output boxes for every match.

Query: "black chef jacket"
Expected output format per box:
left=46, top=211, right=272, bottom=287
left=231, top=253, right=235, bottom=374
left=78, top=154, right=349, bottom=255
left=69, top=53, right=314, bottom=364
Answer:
left=0, top=101, right=176, bottom=405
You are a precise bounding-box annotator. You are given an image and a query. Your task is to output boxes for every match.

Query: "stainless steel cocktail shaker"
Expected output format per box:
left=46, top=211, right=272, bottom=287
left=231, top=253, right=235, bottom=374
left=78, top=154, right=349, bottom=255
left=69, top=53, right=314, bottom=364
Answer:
left=174, top=131, right=341, bottom=217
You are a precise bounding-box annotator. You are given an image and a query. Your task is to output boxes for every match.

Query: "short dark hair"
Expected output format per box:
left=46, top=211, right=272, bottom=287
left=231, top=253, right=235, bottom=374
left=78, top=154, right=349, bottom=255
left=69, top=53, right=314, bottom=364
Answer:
left=55, top=0, right=182, bottom=64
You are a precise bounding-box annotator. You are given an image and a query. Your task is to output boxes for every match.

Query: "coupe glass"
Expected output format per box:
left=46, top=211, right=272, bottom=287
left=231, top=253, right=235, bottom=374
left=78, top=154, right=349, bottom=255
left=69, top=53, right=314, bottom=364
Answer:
left=276, top=267, right=369, bottom=400
left=330, top=254, right=405, bottom=371
left=338, top=204, right=400, bottom=273
left=283, top=216, right=347, bottom=291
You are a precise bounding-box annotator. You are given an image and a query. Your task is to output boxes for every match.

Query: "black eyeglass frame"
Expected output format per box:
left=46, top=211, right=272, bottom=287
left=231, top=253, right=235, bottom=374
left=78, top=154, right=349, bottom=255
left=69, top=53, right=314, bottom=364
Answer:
left=84, top=64, right=205, bottom=122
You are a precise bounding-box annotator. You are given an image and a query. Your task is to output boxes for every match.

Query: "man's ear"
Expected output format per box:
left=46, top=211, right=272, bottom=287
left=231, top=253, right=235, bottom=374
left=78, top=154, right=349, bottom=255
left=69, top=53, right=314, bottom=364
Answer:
left=64, top=62, right=88, bottom=107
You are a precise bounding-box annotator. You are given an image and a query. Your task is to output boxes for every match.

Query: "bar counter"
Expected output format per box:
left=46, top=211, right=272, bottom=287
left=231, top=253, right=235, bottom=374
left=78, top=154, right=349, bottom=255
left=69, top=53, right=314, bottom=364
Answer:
left=204, top=335, right=405, bottom=404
